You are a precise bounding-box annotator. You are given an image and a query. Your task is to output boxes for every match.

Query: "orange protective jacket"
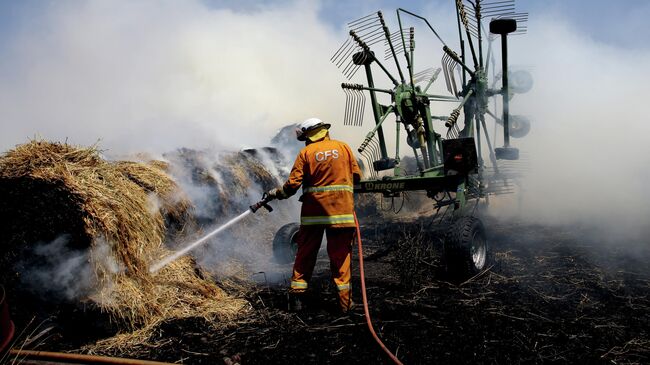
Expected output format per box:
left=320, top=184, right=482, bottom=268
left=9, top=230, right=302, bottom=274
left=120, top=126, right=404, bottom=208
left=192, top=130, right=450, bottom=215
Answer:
left=283, top=135, right=362, bottom=227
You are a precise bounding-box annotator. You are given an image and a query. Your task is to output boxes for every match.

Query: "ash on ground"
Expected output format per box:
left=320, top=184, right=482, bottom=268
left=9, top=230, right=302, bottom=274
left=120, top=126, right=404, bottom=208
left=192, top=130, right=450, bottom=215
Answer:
left=21, top=215, right=646, bottom=365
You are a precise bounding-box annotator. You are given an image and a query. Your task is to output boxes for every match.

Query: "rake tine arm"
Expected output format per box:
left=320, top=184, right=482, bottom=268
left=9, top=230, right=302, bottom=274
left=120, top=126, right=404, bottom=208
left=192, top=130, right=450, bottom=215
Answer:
left=341, top=83, right=394, bottom=95
left=378, top=11, right=406, bottom=84
left=445, top=89, right=474, bottom=129
left=485, top=108, right=500, bottom=122
left=357, top=105, right=394, bottom=153
left=427, top=96, right=461, bottom=103
left=475, top=1, right=483, bottom=68
left=396, top=12, right=414, bottom=88
left=479, top=114, right=500, bottom=174
left=443, top=45, right=475, bottom=78
left=455, top=0, right=479, bottom=70
left=350, top=30, right=399, bottom=87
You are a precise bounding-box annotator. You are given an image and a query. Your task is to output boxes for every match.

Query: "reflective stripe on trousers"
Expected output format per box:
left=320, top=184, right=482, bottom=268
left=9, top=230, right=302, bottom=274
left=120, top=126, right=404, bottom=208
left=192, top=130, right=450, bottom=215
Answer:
left=290, top=280, right=308, bottom=291
left=301, top=214, right=355, bottom=225
left=336, top=283, right=350, bottom=291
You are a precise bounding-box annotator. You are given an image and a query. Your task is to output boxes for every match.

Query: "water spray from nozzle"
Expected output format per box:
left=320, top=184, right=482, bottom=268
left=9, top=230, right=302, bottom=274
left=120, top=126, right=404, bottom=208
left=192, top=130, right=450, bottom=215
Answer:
left=148, top=194, right=276, bottom=274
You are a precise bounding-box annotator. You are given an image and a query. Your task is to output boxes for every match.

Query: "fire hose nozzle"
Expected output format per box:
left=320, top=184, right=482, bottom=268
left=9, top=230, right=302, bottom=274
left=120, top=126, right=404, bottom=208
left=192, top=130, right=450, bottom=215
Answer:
left=250, top=193, right=275, bottom=213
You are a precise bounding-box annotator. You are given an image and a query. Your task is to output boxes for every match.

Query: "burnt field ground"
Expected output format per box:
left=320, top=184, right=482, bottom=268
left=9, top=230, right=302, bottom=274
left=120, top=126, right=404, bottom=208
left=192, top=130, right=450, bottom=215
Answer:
left=8, top=215, right=650, bottom=365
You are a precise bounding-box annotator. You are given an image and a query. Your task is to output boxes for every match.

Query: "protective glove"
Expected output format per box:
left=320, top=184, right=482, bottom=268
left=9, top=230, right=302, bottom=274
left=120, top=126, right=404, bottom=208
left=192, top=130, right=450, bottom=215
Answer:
left=267, top=187, right=288, bottom=200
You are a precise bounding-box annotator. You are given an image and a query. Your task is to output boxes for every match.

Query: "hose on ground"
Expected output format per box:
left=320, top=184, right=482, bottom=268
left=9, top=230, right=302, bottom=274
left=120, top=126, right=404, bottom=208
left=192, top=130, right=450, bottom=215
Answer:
left=354, top=213, right=404, bottom=365
left=8, top=349, right=175, bottom=365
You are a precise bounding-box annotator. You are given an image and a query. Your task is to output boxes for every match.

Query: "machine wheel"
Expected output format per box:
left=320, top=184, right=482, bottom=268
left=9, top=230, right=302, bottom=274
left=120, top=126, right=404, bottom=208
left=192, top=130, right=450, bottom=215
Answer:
left=273, top=223, right=300, bottom=264
left=443, top=216, right=488, bottom=278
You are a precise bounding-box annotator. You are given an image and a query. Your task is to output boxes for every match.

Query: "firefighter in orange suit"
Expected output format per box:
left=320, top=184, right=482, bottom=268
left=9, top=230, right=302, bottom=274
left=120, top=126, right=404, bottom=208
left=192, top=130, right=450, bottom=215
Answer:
left=267, top=117, right=361, bottom=313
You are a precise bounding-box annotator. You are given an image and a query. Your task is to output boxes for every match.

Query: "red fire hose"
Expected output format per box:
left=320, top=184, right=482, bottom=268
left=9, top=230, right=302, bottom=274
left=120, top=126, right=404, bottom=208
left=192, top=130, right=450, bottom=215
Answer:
left=0, top=286, right=15, bottom=354
left=8, top=349, right=177, bottom=364
left=354, top=213, right=404, bottom=365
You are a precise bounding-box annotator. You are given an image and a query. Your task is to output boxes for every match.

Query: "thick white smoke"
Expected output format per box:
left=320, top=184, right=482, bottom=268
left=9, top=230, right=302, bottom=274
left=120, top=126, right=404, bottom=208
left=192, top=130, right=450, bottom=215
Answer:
left=488, top=14, right=650, bottom=240
left=17, top=235, right=93, bottom=301
left=0, top=0, right=345, bottom=154
left=1, top=0, right=647, bottom=265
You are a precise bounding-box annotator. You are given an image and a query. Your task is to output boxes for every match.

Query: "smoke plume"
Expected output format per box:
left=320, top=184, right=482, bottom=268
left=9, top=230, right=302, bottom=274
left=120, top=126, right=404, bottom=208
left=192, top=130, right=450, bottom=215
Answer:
left=1, top=0, right=648, bottom=279
left=17, top=235, right=94, bottom=301
left=0, top=0, right=345, bottom=154
left=487, top=14, right=650, bottom=241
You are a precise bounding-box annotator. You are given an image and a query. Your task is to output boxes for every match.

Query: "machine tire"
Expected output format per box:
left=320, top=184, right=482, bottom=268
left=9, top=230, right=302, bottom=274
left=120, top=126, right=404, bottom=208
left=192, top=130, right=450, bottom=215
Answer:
left=443, top=216, right=488, bottom=278
left=273, top=223, right=300, bottom=264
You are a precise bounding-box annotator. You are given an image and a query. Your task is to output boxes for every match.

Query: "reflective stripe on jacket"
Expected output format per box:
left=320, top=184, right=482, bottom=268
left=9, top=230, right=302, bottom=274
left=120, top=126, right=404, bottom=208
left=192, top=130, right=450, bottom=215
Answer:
left=303, top=185, right=354, bottom=193
left=283, top=135, right=361, bottom=228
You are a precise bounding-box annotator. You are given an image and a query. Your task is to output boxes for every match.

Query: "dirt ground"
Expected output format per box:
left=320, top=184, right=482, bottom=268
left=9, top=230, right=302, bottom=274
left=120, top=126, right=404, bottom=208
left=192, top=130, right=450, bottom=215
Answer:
left=6, top=214, right=650, bottom=365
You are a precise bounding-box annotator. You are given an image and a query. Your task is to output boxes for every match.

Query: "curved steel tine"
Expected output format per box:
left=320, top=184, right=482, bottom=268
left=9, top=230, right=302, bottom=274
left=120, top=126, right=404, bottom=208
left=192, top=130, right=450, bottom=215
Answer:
left=358, top=89, right=366, bottom=126
left=347, top=12, right=378, bottom=28
left=336, top=41, right=357, bottom=68
left=350, top=88, right=359, bottom=126
left=344, top=88, right=352, bottom=125
left=354, top=90, right=363, bottom=127
left=331, top=38, right=352, bottom=63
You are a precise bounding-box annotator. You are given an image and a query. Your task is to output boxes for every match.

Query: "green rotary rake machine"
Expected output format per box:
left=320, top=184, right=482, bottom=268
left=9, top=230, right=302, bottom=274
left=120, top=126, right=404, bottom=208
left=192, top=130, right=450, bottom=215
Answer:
left=274, top=0, right=533, bottom=278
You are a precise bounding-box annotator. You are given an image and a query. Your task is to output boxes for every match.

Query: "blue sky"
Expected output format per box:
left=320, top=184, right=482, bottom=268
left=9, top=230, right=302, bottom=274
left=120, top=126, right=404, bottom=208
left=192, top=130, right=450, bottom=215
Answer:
left=1, top=0, right=649, bottom=49
left=320, top=0, right=649, bottom=49
left=220, top=0, right=647, bottom=49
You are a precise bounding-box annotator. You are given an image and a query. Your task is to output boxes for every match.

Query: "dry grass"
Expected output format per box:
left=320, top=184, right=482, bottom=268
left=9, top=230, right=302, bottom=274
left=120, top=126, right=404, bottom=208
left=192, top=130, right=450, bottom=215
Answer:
left=0, top=141, right=248, bottom=336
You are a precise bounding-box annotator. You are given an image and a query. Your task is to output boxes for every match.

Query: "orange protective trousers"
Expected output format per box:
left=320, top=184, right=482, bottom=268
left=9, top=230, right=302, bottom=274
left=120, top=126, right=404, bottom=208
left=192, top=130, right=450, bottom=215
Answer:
left=290, top=225, right=354, bottom=311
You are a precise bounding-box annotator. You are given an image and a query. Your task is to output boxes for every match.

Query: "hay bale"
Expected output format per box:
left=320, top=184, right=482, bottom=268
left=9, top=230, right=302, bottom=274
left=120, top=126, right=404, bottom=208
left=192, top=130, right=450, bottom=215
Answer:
left=163, top=148, right=284, bottom=225
left=114, top=160, right=195, bottom=238
left=0, top=140, right=246, bottom=329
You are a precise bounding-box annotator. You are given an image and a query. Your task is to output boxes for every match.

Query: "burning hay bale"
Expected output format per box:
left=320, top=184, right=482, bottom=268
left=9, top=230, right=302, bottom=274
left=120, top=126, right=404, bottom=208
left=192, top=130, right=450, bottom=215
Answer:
left=0, top=141, right=246, bottom=330
left=113, top=160, right=196, bottom=238
left=162, top=147, right=286, bottom=225
left=155, top=147, right=298, bottom=276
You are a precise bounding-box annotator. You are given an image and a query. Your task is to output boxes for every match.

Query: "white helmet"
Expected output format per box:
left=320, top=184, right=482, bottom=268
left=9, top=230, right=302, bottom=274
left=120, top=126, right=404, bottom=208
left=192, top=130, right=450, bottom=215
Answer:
left=295, top=117, right=331, bottom=141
